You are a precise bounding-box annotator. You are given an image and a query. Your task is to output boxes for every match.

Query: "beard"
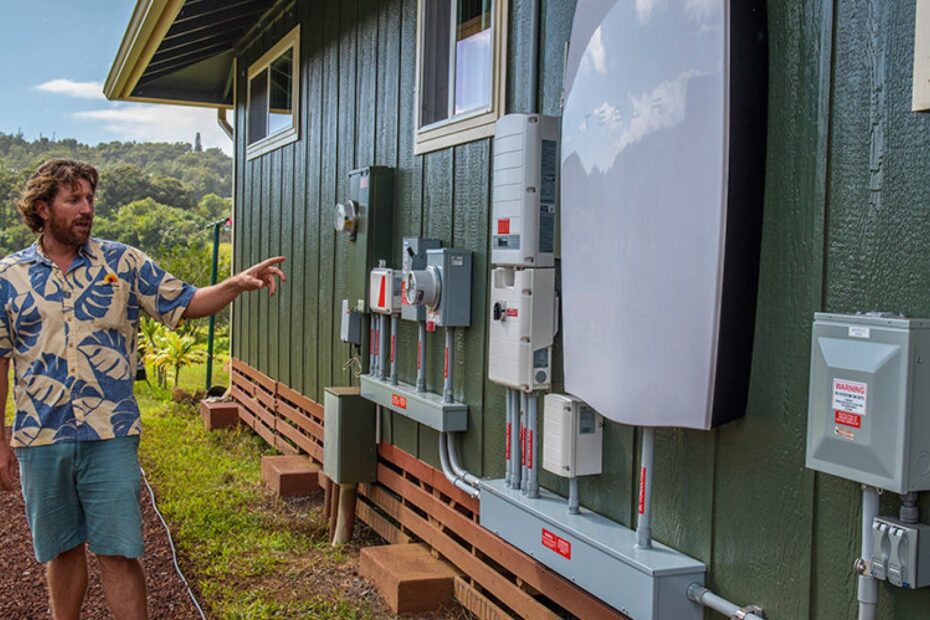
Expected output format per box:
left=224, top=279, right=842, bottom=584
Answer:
left=46, top=211, right=92, bottom=247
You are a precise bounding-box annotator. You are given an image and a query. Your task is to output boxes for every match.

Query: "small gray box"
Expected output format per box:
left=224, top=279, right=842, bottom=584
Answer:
left=426, top=248, right=472, bottom=327
left=806, top=313, right=930, bottom=493
left=401, top=237, right=441, bottom=322
left=323, top=386, right=378, bottom=484
left=871, top=517, right=930, bottom=589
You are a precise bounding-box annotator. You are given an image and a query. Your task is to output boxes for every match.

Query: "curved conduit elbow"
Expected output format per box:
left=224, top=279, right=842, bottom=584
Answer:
left=439, top=434, right=480, bottom=499
left=445, top=432, right=481, bottom=488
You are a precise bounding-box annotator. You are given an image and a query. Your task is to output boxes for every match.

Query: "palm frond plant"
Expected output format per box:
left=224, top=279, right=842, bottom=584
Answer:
left=152, top=331, right=208, bottom=390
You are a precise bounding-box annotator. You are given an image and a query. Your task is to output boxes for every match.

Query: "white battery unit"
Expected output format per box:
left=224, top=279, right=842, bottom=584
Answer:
left=369, top=266, right=402, bottom=315
left=491, top=113, right=559, bottom=268
left=488, top=267, right=557, bottom=391
left=543, top=394, right=603, bottom=478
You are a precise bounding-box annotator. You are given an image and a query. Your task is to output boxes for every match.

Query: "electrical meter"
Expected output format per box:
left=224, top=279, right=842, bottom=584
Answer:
left=401, top=237, right=441, bottom=321
left=404, top=248, right=472, bottom=328
left=369, top=264, right=402, bottom=315
left=806, top=313, right=930, bottom=493
left=488, top=267, right=557, bottom=391
left=542, top=394, right=603, bottom=478
left=334, top=200, right=358, bottom=238
left=492, top=114, right=559, bottom=268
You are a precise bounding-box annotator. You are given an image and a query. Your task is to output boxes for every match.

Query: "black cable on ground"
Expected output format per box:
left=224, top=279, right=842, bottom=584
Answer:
left=140, top=467, right=208, bottom=620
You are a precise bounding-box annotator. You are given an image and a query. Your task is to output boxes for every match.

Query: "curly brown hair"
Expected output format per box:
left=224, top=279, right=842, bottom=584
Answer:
left=16, top=159, right=99, bottom=233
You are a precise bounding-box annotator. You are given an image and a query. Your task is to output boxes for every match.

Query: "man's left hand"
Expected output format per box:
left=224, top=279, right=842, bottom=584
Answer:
left=234, top=256, right=287, bottom=296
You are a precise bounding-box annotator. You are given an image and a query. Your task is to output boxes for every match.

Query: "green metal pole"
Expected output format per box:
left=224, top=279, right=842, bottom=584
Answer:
left=206, top=220, right=222, bottom=391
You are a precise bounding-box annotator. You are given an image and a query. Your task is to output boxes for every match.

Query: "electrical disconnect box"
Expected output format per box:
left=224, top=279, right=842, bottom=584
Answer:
left=400, top=237, right=441, bottom=322
left=335, top=167, right=394, bottom=313
left=339, top=299, right=362, bottom=345
left=806, top=313, right=930, bottom=494
left=492, top=114, right=559, bottom=268
left=488, top=268, right=557, bottom=391
left=542, top=394, right=603, bottom=478
left=323, top=386, right=378, bottom=484
left=871, top=517, right=930, bottom=589
left=404, top=248, right=472, bottom=328
left=369, top=264, right=402, bottom=315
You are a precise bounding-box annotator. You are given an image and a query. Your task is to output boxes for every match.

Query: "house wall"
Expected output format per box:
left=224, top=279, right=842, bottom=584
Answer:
left=231, top=0, right=930, bottom=616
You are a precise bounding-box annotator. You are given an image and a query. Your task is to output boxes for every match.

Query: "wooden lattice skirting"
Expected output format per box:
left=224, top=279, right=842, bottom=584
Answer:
left=230, top=359, right=626, bottom=620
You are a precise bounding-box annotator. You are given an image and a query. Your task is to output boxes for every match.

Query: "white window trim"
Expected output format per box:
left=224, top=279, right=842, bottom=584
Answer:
left=246, top=25, right=301, bottom=160
left=414, top=0, right=508, bottom=155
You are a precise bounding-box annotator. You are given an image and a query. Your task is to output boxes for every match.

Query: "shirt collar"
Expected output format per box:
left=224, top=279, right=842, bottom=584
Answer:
left=30, top=236, right=98, bottom=266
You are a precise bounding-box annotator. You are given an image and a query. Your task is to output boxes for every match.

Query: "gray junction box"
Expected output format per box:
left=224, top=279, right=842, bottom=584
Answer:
left=806, top=313, right=930, bottom=493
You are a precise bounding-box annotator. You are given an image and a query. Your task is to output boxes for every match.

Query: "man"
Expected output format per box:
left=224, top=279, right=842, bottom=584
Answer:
left=0, top=159, right=285, bottom=620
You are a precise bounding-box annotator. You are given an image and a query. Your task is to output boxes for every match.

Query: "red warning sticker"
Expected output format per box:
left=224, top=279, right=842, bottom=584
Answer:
left=835, top=410, right=861, bottom=428
left=542, top=529, right=572, bottom=560
left=505, top=423, right=511, bottom=460
left=505, top=308, right=519, bottom=318
left=498, top=218, right=511, bottom=235
left=526, top=431, right=534, bottom=470
left=638, top=467, right=647, bottom=515
left=391, top=394, right=407, bottom=409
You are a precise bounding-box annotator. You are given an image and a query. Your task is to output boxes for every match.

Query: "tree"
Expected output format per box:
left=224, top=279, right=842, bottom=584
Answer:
left=152, top=330, right=207, bottom=389
left=92, top=198, right=205, bottom=254
left=194, top=132, right=202, bottom=153
left=195, top=193, right=231, bottom=221
left=95, top=163, right=152, bottom=217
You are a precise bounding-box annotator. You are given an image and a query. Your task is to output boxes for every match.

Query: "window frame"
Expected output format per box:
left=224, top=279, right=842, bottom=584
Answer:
left=414, top=0, right=508, bottom=155
left=246, top=25, right=301, bottom=160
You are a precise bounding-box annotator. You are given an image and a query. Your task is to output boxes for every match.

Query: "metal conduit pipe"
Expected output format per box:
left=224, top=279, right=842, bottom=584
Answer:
left=857, top=486, right=880, bottom=620
left=369, top=319, right=376, bottom=375
left=505, top=388, right=513, bottom=487
left=443, top=328, right=454, bottom=403
left=390, top=314, right=398, bottom=385
left=528, top=0, right=540, bottom=113
left=416, top=322, right=427, bottom=392
left=510, top=389, right=522, bottom=490
left=636, top=427, right=655, bottom=549
left=526, top=393, right=540, bottom=498
left=520, top=392, right=528, bottom=494
left=446, top=432, right=481, bottom=488
left=568, top=477, right=580, bottom=514
left=439, top=433, right=480, bottom=499
left=379, top=315, right=389, bottom=381
left=687, top=584, right=764, bottom=620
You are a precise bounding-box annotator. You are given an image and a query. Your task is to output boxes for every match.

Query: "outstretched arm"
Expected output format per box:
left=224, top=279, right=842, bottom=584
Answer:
left=183, top=256, right=287, bottom=319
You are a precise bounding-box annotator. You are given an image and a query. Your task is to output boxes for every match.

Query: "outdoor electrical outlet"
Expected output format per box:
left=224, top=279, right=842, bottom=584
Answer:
left=871, top=517, right=930, bottom=589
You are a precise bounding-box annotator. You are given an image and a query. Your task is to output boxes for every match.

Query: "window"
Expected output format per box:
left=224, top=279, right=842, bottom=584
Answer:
left=247, top=26, right=300, bottom=159
left=416, top=0, right=507, bottom=154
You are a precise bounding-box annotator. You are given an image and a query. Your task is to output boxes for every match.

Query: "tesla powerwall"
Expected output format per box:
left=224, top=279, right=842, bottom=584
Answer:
left=560, top=0, right=767, bottom=429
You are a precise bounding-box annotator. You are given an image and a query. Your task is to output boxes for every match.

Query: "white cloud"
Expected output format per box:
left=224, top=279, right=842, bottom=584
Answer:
left=34, top=79, right=106, bottom=100
left=685, top=0, right=722, bottom=21
left=581, top=26, right=607, bottom=75
left=74, top=104, right=233, bottom=155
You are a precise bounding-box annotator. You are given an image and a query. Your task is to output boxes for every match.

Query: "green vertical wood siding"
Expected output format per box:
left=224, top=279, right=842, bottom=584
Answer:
left=229, top=0, right=930, bottom=616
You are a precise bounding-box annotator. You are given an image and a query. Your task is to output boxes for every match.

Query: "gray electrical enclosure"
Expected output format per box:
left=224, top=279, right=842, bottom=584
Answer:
left=323, top=386, right=378, bottom=484
left=806, top=313, right=930, bottom=493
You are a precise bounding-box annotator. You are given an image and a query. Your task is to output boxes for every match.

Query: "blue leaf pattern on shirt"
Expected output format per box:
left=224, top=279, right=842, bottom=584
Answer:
left=79, top=330, right=133, bottom=401
left=11, top=293, right=42, bottom=354
left=139, top=261, right=165, bottom=297
left=23, top=353, right=74, bottom=431
left=27, top=263, right=64, bottom=302
left=110, top=399, right=140, bottom=437
left=74, top=272, right=116, bottom=320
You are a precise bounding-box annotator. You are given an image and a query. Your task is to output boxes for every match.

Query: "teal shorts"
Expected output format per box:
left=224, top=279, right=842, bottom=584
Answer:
left=16, top=436, right=144, bottom=563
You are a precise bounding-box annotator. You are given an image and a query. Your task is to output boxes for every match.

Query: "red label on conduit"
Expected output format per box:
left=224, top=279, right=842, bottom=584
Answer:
left=417, top=341, right=422, bottom=369
left=498, top=218, right=511, bottom=235
left=391, top=394, right=407, bottom=409
left=520, top=426, right=526, bottom=466
left=373, top=329, right=379, bottom=355
left=835, top=410, right=861, bottom=428
left=378, top=275, right=387, bottom=308
left=444, top=348, right=449, bottom=379
left=638, top=467, right=647, bottom=515
left=506, top=423, right=511, bottom=460
left=527, top=431, right=534, bottom=469
left=542, top=529, right=572, bottom=560
left=391, top=335, right=396, bottom=362
left=426, top=321, right=436, bottom=333
left=505, top=308, right=519, bottom=318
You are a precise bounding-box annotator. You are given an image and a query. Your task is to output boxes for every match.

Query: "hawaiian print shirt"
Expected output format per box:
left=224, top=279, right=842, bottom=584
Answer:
left=0, top=238, right=196, bottom=448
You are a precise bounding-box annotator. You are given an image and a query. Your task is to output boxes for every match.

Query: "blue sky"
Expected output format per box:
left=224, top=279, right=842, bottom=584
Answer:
left=0, top=1, right=232, bottom=154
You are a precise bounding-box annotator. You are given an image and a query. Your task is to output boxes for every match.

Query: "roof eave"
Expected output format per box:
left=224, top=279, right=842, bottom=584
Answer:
left=104, top=0, right=186, bottom=101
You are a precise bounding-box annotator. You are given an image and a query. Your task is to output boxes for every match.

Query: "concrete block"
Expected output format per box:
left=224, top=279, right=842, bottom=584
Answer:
left=199, top=400, right=240, bottom=431
left=359, top=543, right=457, bottom=614
left=261, top=455, right=321, bottom=497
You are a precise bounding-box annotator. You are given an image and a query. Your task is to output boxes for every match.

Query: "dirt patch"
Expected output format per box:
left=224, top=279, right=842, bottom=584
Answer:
left=0, top=464, right=201, bottom=619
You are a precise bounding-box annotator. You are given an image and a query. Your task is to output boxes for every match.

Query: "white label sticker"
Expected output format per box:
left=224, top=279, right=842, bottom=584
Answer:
left=849, top=326, right=871, bottom=339
left=833, top=379, right=868, bottom=416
